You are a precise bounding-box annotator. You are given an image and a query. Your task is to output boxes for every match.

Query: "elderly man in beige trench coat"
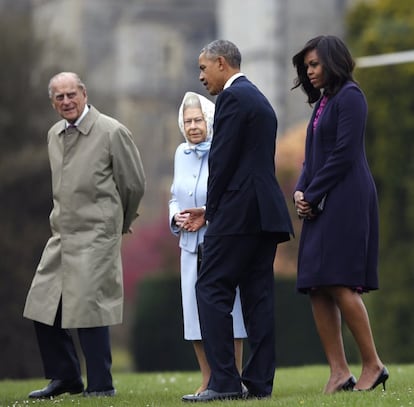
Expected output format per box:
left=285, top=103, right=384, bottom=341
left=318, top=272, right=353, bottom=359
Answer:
left=23, top=72, right=146, bottom=399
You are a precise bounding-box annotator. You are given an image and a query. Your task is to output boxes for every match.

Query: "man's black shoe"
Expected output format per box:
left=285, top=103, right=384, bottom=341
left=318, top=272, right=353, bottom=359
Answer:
left=28, top=378, right=84, bottom=399
left=243, top=391, right=271, bottom=400
left=83, top=389, right=116, bottom=397
left=182, top=389, right=242, bottom=402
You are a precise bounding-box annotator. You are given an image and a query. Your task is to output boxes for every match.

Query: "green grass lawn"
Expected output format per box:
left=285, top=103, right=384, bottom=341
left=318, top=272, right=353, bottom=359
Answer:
left=1, top=365, right=413, bottom=407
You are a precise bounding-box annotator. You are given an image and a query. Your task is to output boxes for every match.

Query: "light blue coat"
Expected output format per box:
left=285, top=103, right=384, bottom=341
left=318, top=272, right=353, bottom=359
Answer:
left=169, top=92, right=246, bottom=340
left=169, top=144, right=208, bottom=253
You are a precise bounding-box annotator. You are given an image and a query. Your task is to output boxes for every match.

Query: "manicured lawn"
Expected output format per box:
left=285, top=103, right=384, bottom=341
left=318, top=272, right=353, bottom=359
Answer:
left=1, top=365, right=413, bottom=406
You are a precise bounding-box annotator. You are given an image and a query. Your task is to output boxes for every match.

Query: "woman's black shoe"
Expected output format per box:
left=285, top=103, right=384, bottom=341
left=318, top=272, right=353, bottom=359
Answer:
left=369, top=366, right=389, bottom=391
left=354, top=366, right=389, bottom=391
left=340, top=375, right=356, bottom=391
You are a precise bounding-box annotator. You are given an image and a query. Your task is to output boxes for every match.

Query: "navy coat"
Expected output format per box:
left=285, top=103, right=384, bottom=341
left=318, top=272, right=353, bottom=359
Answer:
left=205, top=76, right=293, bottom=240
left=296, top=82, right=379, bottom=292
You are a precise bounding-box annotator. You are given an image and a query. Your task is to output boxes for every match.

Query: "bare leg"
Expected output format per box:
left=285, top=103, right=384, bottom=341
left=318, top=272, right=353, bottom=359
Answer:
left=234, top=338, right=244, bottom=375
left=310, top=290, right=353, bottom=394
left=192, top=340, right=210, bottom=394
left=330, top=287, right=384, bottom=390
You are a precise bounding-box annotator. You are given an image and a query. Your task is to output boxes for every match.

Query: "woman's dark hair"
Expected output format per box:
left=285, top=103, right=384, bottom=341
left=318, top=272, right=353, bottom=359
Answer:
left=292, top=35, right=356, bottom=104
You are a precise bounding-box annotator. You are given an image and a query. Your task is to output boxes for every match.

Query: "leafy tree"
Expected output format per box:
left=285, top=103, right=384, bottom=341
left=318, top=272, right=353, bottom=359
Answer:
left=346, top=0, right=414, bottom=362
left=0, top=10, right=63, bottom=378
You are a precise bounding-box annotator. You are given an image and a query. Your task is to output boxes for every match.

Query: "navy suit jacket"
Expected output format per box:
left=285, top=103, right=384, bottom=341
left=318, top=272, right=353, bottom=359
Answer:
left=205, top=76, right=293, bottom=239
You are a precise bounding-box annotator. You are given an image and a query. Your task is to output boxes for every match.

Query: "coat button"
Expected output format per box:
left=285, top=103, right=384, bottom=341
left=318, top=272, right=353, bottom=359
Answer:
left=188, top=191, right=193, bottom=196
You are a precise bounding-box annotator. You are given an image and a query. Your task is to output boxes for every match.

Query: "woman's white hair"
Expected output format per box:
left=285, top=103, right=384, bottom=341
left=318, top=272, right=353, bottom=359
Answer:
left=178, top=92, right=215, bottom=143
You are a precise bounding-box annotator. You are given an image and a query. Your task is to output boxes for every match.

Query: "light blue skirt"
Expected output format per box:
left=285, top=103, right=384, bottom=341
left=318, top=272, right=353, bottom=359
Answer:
left=180, top=249, right=247, bottom=340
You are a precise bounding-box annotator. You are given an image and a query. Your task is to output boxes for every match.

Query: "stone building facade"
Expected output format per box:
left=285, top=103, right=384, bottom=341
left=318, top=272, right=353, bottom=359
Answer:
left=23, top=0, right=357, bottom=219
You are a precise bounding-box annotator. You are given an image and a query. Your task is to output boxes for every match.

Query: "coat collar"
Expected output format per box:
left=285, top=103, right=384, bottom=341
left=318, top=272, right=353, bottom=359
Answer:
left=56, top=105, right=100, bottom=136
left=224, top=73, right=245, bottom=89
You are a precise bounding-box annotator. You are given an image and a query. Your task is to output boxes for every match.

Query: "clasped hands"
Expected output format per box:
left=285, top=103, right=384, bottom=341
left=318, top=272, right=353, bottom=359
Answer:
left=294, top=191, right=316, bottom=220
left=174, top=207, right=206, bottom=232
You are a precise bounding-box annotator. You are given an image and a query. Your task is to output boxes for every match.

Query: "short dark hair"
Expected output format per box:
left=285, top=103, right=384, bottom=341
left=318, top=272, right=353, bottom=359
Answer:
left=292, top=35, right=356, bottom=104
left=201, top=40, right=241, bottom=69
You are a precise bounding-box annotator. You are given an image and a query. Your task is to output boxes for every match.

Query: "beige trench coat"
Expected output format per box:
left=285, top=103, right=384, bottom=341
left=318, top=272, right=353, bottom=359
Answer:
left=23, top=106, right=145, bottom=328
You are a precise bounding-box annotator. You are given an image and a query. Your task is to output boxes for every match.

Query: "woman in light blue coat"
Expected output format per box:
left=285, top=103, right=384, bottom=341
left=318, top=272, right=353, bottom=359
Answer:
left=169, top=92, right=246, bottom=395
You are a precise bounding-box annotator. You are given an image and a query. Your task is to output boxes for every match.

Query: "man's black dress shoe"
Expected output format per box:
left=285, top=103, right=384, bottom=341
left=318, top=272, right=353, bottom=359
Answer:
left=182, top=389, right=242, bottom=402
left=243, top=391, right=271, bottom=400
left=241, top=384, right=271, bottom=400
left=83, top=389, right=116, bottom=397
left=28, top=378, right=84, bottom=399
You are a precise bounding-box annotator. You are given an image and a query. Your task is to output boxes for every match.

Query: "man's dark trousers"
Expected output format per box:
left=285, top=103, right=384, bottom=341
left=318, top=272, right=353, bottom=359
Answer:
left=33, top=301, right=113, bottom=392
left=196, top=232, right=278, bottom=396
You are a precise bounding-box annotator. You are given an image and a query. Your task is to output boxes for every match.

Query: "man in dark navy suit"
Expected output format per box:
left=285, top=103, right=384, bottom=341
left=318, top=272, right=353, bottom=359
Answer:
left=181, top=40, right=293, bottom=402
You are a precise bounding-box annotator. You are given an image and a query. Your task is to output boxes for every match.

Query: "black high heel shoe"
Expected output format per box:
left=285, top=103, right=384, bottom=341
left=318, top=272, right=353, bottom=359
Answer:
left=339, top=376, right=356, bottom=391
left=369, top=367, right=389, bottom=391
left=354, top=366, right=389, bottom=391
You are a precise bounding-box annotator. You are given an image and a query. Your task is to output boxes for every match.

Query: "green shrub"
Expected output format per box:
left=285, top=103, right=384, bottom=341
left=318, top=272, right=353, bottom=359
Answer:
left=130, top=273, right=330, bottom=371
left=131, top=272, right=198, bottom=371
left=274, top=278, right=326, bottom=366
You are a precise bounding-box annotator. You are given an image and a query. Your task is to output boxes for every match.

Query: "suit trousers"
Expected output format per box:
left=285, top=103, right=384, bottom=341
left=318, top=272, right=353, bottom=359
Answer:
left=33, top=301, right=113, bottom=392
left=196, top=233, right=278, bottom=396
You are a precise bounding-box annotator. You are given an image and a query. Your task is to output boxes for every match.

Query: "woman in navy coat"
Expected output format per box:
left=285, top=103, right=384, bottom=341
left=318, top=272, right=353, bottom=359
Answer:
left=292, top=36, right=387, bottom=394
